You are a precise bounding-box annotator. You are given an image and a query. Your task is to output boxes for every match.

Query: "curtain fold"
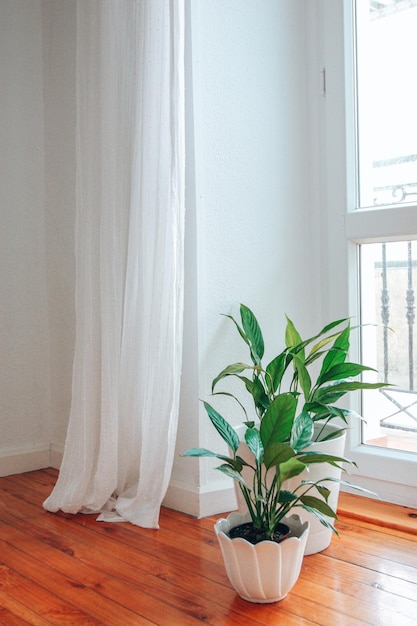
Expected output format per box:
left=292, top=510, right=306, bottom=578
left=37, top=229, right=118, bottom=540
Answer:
left=43, top=0, right=185, bottom=528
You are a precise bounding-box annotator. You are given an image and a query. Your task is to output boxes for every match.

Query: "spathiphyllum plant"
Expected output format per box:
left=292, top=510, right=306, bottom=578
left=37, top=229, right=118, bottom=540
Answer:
left=184, top=304, right=387, bottom=542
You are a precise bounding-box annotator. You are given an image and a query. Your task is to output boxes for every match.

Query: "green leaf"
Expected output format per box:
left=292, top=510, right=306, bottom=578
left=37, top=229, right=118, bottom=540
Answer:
left=298, top=319, right=348, bottom=358
left=265, top=352, right=289, bottom=393
left=245, top=428, right=263, bottom=463
left=285, top=316, right=304, bottom=358
left=316, top=484, right=331, bottom=501
left=319, top=426, right=348, bottom=441
left=211, top=391, right=249, bottom=420
left=251, top=376, right=270, bottom=413
left=217, top=464, right=249, bottom=488
left=308, top=334, right=342, bottom=359
left=183, top=447, right=220, bottom=457
left=203, top=402, right=240, bottom=453
left=299, top=495, right=337, bottom=519
left=222, top=313, right=249, bottom=348
left=296, top=451, right=353, bottom=468
left=317, top=363, right=377, bottom=387
left=293, top=353, right=312, bottom=398
left=278, top=490, right=298, bottom=503
left=290, top=411, right=314, bottom=450
left=182, top=447, right=243, bottom=470
left=240, top=304, right=264, bottom=365
left=260, top=393, right=297, bottom=448
left=211, top=362, right=258, bottom=392
left=319, top=325, right=350, bottom=373
left=279, top=457, right=306, bottom=482
left=299, top=506, right=339, bottom=532
left=263, top=442, right=295, bottom=470
left=314, top=380, right=389, bottom=402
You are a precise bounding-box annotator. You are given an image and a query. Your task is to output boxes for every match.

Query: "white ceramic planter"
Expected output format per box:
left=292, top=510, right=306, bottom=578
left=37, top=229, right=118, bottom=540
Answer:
left=215, top=512, right=309, bottom=603
left=234, top=423, right=346, bottom=555
left=285, top=426, right=346, bottom=555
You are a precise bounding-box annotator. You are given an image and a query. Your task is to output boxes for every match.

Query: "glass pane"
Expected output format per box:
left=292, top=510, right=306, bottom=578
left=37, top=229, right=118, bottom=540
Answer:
left=355, top=1, right=417, bottom=209
left=360, top=241, right=417, bottom=453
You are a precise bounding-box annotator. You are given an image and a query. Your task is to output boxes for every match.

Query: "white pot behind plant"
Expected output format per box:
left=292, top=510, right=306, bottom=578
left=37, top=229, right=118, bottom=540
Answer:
left=234, top=423, right=346, bottom=555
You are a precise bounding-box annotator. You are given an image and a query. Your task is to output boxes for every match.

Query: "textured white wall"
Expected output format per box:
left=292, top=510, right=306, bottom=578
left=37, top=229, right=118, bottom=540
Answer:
left=167, top=0, right=322, bottom=516
left=0, top=0, right=76, bottom=474
left=0, top=0, right=51, bottom=465
left=42, top=0, right=76, bottom=451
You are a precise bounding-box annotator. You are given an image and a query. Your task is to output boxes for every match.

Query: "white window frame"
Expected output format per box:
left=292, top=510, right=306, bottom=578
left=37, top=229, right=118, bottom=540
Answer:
left=319, top=0, right=417, bottom=506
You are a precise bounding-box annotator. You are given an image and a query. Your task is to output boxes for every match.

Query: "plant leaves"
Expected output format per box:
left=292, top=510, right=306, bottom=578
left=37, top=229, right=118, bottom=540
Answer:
left=263, top=442, right=295, bottom=470
left=296, top=319, right=349, bottom=358
left=296, top=451, right=353, bottom=468
left=245, top=427, right=264, bottom=463
left=290, top=411, right=314, bottom=450
left=260, top=393, right=297, bottom=447
left=211, top=362, right=258, bottom=392
left=316, top=362, right=377, bottom=386
left=278, top=490, right=298, bottom=503
left=211, top=391, right=249, bottom=420
left=293, top=353, right=312, bottom=399
left=251, top=376, right=270, bottom=413
left=285, top=316, right=304, bottom=358
left=265, top=352, right=289, bottom=393
left=316, top=484, right=331, bottom=501
left=182, top=447, right=243, bottom=470
left=203, top=402, right=240, bottom=453
left=240, top=304, right=265, bottom=365
left=182, top=447, right=218, bottom=457
left=313, top=380, right=390, bottom=402
left=319, top=324, right=350, bottom=373
left=222, top=313, right=249, bottom=348
left=217, top=464, right=249, bottom=488
left=279, top=457, right=306, bottom=482
left=299, top=494, right=337, bottom=519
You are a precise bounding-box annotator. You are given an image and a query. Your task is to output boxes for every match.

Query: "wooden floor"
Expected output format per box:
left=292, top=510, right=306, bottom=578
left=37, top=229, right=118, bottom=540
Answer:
left=0, top=470, right=416, bottom=625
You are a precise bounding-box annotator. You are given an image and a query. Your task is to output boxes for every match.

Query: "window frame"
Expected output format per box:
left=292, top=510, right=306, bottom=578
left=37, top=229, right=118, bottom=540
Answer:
left=321, top=0, right=417, bottom=506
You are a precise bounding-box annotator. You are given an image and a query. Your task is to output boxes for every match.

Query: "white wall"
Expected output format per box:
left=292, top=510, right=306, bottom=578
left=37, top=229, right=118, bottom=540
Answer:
left=42, top=0, right=76, bottom=455
left=0, top=0, right=51, bottom=472
left=0, top=0, right=76, bottom=474
left=166, top=0, right=322, bottom=516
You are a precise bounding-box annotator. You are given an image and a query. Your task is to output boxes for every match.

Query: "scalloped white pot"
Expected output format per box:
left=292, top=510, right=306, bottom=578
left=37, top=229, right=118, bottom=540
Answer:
left=214, top=512, right=309, bottom=603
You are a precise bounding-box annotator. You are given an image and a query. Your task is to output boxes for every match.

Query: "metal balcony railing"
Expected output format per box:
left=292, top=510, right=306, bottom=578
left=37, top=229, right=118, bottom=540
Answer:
left=378, top=242, right=417, bottom=431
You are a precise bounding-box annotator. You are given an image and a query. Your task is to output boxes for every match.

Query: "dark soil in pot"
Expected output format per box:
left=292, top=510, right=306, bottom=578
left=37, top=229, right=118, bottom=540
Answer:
left=228, top=522, right=290, bottom=545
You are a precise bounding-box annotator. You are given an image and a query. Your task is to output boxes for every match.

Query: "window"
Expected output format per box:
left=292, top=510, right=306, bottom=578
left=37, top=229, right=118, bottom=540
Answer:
left=355, top=0, right=417, bottom=210
left=334, top=0, right=417, bottom=505
left=352, top=0, right=417, bottom=456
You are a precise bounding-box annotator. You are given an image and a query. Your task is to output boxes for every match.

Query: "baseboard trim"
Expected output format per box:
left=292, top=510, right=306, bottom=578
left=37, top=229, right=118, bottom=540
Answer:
left=49, top=444, right=63, bottom=469
left=163, top=479, right=237, bottom=518
left=0, top=446, right=50, bottom=477
left=0, top=443, right=64, bottom=477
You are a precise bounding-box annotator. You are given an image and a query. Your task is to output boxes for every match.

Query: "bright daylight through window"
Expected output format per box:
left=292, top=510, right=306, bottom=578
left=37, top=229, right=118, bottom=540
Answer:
left=355, top=0, right=417, bottom=454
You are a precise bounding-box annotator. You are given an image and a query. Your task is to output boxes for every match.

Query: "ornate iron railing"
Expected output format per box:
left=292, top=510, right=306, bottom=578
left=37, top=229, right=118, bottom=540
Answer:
left=378, top=242, right=417, bottom=431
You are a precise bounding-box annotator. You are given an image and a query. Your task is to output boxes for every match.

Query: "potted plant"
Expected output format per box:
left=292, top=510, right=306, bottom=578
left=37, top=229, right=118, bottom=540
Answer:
left=183, top=305, right=387, bottom=602
left=206, top=304, right=387, bottom=554
left=184, top=399, right=346, bottom=602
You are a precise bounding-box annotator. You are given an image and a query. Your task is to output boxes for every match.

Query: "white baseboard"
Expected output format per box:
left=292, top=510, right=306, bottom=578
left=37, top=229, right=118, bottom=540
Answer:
left=0, top=443, right=64, bottom=477
left=163, top=478, right=237, bottom=518
left=49, top=444, right=63, bottom=469
left=341, top=474, right=417, bottom=509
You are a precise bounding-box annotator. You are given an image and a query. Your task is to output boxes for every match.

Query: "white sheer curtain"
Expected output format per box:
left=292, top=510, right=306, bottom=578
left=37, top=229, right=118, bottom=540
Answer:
left=43, top=0, right=185, bottom=528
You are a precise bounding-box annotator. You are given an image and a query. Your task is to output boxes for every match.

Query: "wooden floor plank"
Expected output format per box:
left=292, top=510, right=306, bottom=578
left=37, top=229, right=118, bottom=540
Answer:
left=0, top=562, right=101, bottom=625
left=0, top=469, right=416, bottom=626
